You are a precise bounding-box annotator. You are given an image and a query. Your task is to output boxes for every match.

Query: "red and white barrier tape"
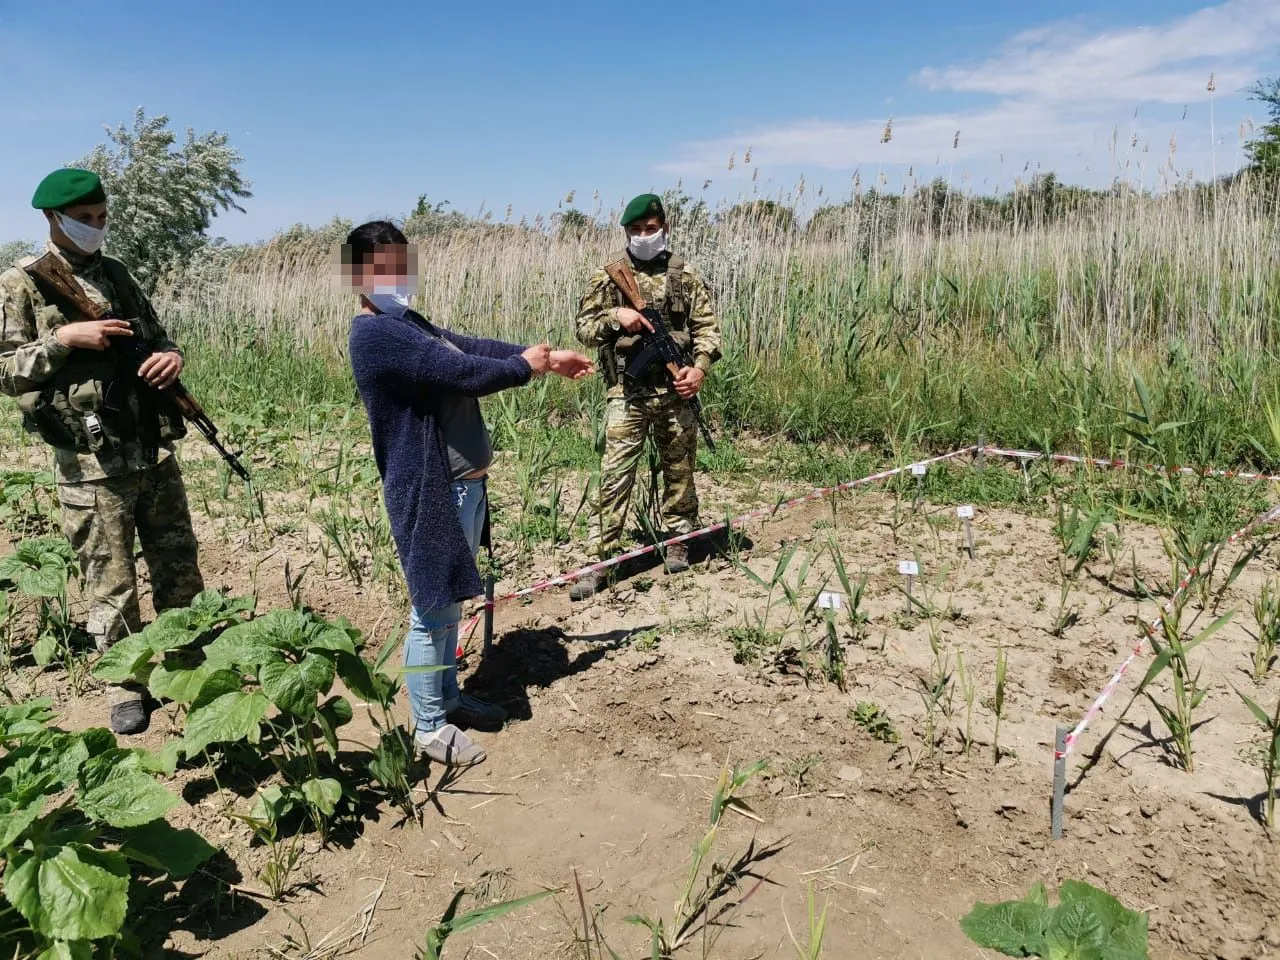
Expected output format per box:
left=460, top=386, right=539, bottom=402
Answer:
left=456, top=446, right=979, bottom=649
left=452, top=440, right=1279, bottom=765
left=980, top=445, right=1280, bottom=757
left=1053, top=498, right=1280, bottom=759
left=982, top=445, right=1280, bottom=485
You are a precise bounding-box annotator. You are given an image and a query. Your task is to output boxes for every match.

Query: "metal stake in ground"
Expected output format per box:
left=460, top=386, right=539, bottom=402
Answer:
left=482, top=519, right=497, bottom=656
left=1051, top=726, right=1068, bottom=839
left=483, top=573, right=495, bottom=656
left=898, top=559, right=919, bottom=614
left=957, top=505, right=976, bottom=559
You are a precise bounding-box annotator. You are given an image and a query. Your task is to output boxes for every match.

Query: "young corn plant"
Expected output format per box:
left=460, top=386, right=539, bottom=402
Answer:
left=818, top=599, right=845, bottom=693
left=1050, top=579, right=1080, bottom=638
left=624, top=760, right=771, bottom=958
left=828, top=540, right=870, bottom=646
left=1233, top=688, right=1280, bottom=830
left=1102, top=521, right=1127, bottom=589
left=417, top=885, right=556, bottom=959
left=955, top=650, right=977, bottom=758
left=1050, top=503, right=1105, bottom=637
left=915, top=629, right=954, bottom=766
left=229, top=800, right=305, bottom=901
left=732, top=544, right=811, bottom=671
left=1136, top=606, right=1235, bottom=773
left=1251, top=579, right=1280, bottom=682
left=1165, top=512, right=1225, bottom=609
left=785, top=883, right=831, bottom=960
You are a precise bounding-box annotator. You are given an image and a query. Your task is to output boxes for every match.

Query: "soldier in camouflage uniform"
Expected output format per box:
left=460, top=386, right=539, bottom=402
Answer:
left=570, top=194, right=721, bottom=600
left=0, top=168, right=204, bottom=734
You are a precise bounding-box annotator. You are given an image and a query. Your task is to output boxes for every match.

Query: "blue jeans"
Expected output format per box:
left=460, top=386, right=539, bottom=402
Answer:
left=404, top=478, right=486, bottom=737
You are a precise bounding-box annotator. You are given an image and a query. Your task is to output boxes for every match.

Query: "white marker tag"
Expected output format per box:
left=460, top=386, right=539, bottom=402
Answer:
left=957, top=505, right=975, bottom=519
left=898, top=560, right=920, bottom=577
left=818, top=591, right=843, bottom=610
left=911, top=464, right=927, bottom=477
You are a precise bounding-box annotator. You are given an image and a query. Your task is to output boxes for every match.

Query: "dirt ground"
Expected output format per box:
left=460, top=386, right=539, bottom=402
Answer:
left=4, top=454, right=1280, bottom=960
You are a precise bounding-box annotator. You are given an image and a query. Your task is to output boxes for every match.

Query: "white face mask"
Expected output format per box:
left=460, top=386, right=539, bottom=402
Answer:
left=628, top=229, right=667, bottom=261
left=55, top=212, right=106, bottom=254
left=364, top=279, right=417, bottom=316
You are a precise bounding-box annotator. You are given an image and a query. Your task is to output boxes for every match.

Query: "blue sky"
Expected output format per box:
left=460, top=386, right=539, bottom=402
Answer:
left=0, top=0, right=1275, bottom=245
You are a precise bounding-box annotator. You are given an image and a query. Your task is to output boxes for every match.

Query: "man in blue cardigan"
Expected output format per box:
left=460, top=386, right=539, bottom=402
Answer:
left=344, top=221, right=592, bottom=768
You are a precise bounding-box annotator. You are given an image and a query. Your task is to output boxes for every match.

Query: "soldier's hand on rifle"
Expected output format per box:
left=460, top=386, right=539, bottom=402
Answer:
left=616, top=307, right=654, bottom=334
left=139, top=351, right=184, bottom=390
left=54, top=319, right=133, bottom=351
left=549, top=350, right=594, bottom=381
left=521, top=344, right=553, bottom=376
left=673, top=366, right=705, bottom=399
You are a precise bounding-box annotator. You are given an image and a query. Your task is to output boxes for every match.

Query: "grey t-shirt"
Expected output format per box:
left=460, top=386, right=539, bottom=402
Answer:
left=431, top=333, right=493, bottom=479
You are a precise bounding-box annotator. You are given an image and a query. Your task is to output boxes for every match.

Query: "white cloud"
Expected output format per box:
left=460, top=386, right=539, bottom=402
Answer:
left=916, top=0, right=1277, bottom=103
left=659, top=1, right=1278, bottom=188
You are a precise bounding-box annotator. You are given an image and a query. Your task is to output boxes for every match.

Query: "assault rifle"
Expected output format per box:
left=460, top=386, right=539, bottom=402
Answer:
left=25, top=254, right=252, bottom=483
left=603, top=260, right=716, bottom=451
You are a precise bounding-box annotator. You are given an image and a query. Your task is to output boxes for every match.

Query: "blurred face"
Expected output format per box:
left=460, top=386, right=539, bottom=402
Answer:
left=354, top=243, right=412, bottom=290
left=625, top=214, right=665, bottom=239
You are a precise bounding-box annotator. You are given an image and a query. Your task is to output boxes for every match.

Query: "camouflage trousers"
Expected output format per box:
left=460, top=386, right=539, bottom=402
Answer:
left=57, top=457, right=204, bottom=649
left=589, top=393, right=699, bottom=558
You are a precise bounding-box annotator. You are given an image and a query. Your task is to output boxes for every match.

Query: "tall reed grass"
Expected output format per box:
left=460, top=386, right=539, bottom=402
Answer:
left=154, top=174, right=1280, bottom=466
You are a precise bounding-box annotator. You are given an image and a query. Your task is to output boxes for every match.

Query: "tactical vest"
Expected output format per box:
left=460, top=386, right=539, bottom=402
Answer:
left=15, top=255, right=186, bottom=456
left=599, top=252, right=693, bottom=388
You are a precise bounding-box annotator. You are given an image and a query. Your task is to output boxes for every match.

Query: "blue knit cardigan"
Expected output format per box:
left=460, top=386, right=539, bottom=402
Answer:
left=348, top=304, right=531, bottom=613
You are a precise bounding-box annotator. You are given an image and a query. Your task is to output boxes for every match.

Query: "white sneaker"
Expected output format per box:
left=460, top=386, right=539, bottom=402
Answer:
left=414, top=723, right=486, bottom=767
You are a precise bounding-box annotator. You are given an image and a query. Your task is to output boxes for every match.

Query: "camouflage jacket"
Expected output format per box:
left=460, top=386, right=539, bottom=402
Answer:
left=574, top=250, right=722, bottom=399
left=0, top=242, right=181, bottom=483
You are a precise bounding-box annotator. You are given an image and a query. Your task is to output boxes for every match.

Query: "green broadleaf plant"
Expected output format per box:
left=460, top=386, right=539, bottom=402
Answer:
left=960, top=879, right=1149, bottom=959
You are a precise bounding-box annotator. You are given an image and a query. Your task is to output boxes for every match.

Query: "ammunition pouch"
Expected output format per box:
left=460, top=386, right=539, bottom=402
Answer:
left=17, top=342, right=186, bottom=455
left=19, top=389, right=85, bottom=451
left=16, top=257, right=187, bottom=456
left=598, top=340, right=619, bottom=388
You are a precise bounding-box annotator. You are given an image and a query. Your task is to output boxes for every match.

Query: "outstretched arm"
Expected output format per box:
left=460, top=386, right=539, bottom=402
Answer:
left=350, top=317, right=533, bottom=399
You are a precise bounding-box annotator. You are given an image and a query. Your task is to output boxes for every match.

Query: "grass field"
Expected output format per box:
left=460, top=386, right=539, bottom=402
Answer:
left=2, top=172, right=1280, bottom=958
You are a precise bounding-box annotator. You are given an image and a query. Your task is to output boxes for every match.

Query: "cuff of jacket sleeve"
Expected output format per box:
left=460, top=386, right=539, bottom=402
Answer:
left=44, top=334, right=71, bottom=362
left=694, top=354, right=713, bottom=373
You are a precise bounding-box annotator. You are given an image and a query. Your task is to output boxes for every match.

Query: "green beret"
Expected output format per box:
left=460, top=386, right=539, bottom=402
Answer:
left=621, top=193, right=664, bottom=226
left=31, top=168, right=106, bottom=210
